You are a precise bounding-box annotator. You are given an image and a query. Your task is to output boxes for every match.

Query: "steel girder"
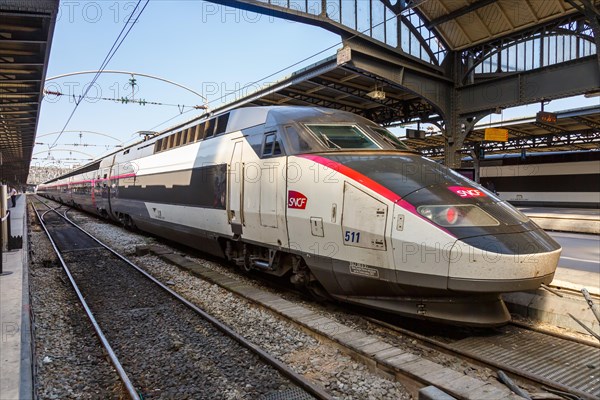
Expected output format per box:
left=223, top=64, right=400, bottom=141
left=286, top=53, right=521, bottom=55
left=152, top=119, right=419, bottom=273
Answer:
left=338, top=43, right=451, bottom=116
left=201, top=0, right=598, bottom=167
left=418, top=130, right=600, bottom=159
left=458, top=55, right=599, bottom=115
left=200, top=0, right=445, bottom=65
left=462, top=15, right=596, bottom=83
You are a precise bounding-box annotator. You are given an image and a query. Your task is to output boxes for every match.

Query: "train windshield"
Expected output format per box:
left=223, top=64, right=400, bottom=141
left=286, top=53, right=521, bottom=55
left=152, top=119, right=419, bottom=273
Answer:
left=306, top=125, right=381, bottom=150
left=369, top=127, right=414, bottom=151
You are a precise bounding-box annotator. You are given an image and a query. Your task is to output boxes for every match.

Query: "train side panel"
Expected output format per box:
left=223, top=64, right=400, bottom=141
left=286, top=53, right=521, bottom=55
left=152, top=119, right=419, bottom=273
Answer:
left=286, top=156, right=403, bottom=296
left=481, top=156, right=600, bottom=208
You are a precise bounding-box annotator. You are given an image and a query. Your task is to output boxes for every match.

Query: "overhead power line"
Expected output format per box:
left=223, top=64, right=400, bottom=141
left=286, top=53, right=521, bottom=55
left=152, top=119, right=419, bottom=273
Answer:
left=49, top=0, right=150, bottom=150
left=43, top=89, right=206, bottom=111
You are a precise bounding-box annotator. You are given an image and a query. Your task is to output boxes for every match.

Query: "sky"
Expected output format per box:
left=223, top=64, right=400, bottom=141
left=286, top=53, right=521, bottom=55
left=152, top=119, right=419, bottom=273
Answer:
left=34, top=0, right=599, bottom=170
left=35, top=0, right=341, bottom=168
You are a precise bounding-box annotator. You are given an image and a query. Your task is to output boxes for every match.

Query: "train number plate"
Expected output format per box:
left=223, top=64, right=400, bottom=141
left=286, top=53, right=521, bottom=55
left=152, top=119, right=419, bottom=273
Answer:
left=349, top=262, right=379, bottom=279
left=448, top=186, right=486, bottom=198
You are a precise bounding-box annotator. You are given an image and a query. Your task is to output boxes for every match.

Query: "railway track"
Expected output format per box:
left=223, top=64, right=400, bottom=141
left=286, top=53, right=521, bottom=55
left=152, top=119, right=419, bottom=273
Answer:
left=31, top=197, right=330, bottom=400
left=165, top=241, right=600, bottom=398
left=205, top=271, right=600, bottom=400
left=365, top=316, right=600, bottom=400
left=151, top=245, right=600, bottom=399
left=237, top=272, right=600, bottom=399
left=128, top=240, right=600, bottom=399
left=33, top=196, right=600, bottom=399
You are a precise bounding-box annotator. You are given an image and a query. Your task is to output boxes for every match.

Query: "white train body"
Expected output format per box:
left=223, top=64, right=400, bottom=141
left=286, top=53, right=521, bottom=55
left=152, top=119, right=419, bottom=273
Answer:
left=480, top=152, right=600, bottom=208
left=38, top=106, right=561, bottom=325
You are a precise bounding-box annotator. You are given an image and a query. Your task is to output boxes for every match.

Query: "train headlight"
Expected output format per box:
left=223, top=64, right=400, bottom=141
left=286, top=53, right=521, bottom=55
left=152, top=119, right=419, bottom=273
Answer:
left=420, top=207, right=433, bottom=220
left=417, top=205, right=499, bottom=227
left=445, top=207, right=458, bottom=225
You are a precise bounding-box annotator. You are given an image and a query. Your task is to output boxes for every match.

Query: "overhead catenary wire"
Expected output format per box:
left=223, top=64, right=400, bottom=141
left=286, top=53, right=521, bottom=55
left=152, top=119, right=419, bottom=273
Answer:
left=49, top=0, right=150, bottom=150
left=43, top=89, right=206, bottom=111
left=148, top=108, right=197, bottom=132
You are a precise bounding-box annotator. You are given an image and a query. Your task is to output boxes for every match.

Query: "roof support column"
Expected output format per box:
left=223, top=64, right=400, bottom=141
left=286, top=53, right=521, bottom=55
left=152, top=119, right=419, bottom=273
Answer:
left=443, top=114, right=480, bottom=168
left=442, top=51, right=467, bottom=168
left=568, top=0, right=600, bottom=72
left=443, top=101, right=489, bottom=168
left=442, top=51, right=488, bottom=168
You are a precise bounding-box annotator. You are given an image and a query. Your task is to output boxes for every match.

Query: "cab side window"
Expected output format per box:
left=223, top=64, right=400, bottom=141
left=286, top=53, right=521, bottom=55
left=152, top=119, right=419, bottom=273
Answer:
left=262, top=132, right=283, bottom=157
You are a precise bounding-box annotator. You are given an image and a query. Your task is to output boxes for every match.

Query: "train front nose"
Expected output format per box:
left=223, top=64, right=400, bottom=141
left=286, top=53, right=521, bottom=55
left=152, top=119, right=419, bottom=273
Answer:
left=401, top=183, right=562, bottom=293
left=447, top=230, right=561, bottom=292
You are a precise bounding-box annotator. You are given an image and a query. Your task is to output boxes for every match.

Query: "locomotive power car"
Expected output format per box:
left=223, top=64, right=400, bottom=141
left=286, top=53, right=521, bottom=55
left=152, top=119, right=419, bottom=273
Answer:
left=38, top=106, right=561, bottom=326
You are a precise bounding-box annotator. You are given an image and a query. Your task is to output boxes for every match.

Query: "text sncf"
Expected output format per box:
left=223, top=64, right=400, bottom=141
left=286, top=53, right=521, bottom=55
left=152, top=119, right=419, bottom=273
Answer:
left=288, top=190, right=308, bottom=209
left=447, top=186, right=486, bottom=198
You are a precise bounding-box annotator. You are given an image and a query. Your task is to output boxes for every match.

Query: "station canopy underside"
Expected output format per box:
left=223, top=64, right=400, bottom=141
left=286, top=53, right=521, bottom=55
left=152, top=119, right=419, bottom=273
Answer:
left=209, top=0, right=599, bottom=161
left=0, top=0, right=57, bottom=185
left=417, top=0, right=584, bottom=50
left=213, top=48, right=599, bottom=158
left=214, top=53, right=435, bottom=126
left=403, top=105, right=600, bottom=159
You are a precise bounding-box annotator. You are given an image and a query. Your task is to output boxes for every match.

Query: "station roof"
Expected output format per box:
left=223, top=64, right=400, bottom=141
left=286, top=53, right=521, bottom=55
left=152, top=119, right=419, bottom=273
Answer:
left=417, top=0, right=582, bottom=50
left=402, top=105, right=600, bottom=159
left=0, top=0, right=58, bottom=185
left=211, top=53, right=437, bottom=127
left=212, top=47, right=599, bottom=157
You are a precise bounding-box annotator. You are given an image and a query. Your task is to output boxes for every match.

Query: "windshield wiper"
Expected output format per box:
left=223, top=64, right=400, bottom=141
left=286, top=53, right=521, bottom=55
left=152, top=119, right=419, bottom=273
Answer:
left=321, top=134, right=342, bottom=149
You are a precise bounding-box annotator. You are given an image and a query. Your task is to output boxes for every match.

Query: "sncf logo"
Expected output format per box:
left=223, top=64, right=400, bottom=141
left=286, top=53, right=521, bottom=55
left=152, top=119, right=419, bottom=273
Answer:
left=448, top=186, right=486, bottom=198
left=288, top=190, right=308, bottom=209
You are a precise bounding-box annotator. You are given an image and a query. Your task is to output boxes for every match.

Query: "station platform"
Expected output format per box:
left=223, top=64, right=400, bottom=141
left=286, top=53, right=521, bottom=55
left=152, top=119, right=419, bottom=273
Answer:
left=507, top=208, right=599, bottom=336
left=503, top=266, right=600, bottom=336
left=0, top=194, right=32, bottom=400
left=520, top=207, right=600, bottom=234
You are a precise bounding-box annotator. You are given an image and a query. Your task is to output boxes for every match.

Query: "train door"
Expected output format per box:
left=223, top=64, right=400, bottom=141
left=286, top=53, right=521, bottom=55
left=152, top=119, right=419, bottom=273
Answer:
left=260, top=173, right=277, bottom=227
left=107, top=156, right=123, bottom=218
left=95, top=156, right=115, bottom=217
left=90, top=177, right=96, bottom=210
left=242, top=130, right=288, bottom=247
left=95, top=168, right=109, bottom=215
left=333, top=182, right=392, bottom=293
left=228, top=140, right=244, bottom=237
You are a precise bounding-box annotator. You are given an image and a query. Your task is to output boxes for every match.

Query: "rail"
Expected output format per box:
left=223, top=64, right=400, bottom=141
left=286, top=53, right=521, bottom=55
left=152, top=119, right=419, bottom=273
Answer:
left=31, top=200, right=140, bottom=399
left=32, top=196, right=331, bottom=400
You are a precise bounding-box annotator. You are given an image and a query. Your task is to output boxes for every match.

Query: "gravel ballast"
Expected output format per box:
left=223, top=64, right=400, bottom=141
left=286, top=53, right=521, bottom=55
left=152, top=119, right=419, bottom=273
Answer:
left=29, top=205, right=122, bottom=399
left=67, top=210, right=412, bottom=399
left=38, top=209, right=311, bottom=399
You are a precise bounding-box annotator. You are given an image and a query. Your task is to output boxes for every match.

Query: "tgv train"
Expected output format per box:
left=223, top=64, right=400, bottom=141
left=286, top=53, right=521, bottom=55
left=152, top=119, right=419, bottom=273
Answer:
left=38, top=106, right=561, bottom=326
left=480, top=151, right=600, bottom=208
